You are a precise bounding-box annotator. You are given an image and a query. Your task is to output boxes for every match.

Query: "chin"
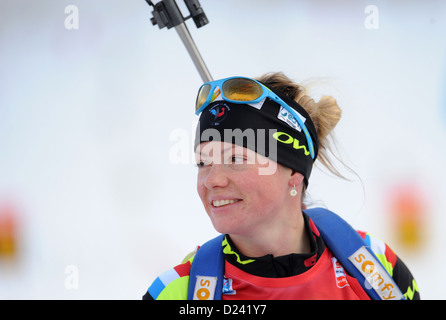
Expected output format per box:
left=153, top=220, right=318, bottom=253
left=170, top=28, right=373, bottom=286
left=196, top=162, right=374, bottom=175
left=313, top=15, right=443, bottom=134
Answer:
left=209, top=219, right=238, bottom=235
left=210, top=222, right=231, bottom=235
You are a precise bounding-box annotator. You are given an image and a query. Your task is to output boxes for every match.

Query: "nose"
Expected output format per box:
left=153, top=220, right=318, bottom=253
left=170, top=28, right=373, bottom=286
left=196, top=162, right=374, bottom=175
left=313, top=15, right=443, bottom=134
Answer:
left=203, top=164, right=229, bottom=190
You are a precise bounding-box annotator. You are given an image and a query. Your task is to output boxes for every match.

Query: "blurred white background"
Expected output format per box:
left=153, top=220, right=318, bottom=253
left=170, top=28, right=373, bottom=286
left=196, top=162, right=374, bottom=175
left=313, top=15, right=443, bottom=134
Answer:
left=0, top=0, right=445, bottom=299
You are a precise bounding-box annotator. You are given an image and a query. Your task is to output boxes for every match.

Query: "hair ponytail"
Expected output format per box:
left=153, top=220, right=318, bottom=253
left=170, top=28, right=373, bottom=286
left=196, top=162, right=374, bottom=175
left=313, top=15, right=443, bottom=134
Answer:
left=256, top=72, right=346, bottom=179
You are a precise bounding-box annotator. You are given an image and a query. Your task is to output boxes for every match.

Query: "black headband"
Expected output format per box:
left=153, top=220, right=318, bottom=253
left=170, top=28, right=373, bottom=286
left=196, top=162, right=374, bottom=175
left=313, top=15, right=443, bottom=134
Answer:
left=194, top=85, right=319, bottom=186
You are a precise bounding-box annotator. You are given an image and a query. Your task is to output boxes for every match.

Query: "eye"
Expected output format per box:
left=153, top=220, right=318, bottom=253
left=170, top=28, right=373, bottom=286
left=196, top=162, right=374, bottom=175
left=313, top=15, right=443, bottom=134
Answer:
left=195, top=161, right=206, bottom=168
left=231, top=155, right=246, bottom=164
left=195, top=161, right=203, bottom=168
left=195, top=159, right=212, bottom=168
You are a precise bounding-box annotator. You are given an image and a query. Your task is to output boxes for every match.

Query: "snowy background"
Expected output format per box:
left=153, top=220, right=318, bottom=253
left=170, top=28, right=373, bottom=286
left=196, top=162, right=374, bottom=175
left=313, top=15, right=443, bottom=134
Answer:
left=0, top=0, right=445, bottom=299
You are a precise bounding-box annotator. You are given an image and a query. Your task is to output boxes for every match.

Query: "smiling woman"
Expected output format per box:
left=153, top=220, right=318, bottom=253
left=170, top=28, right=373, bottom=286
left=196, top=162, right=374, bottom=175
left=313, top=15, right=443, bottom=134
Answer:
left=196, top=141, right=308, bottom=258
left=143, top=72, right=420, bottom=300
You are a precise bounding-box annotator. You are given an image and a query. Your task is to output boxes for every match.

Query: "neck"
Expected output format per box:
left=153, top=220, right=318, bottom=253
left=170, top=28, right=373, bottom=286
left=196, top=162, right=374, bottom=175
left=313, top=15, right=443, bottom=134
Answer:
left=229, top=210, right=310, bottom=258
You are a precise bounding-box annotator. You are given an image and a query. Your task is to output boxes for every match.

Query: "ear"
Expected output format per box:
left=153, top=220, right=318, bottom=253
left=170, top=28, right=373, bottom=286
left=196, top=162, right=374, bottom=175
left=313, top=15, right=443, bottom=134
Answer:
left=288, top=171, right=304, bottom=188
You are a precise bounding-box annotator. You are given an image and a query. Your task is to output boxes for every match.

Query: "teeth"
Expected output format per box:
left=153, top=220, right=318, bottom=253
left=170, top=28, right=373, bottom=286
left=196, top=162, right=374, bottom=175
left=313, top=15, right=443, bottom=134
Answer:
left=212, top=199, right=240, bottom=207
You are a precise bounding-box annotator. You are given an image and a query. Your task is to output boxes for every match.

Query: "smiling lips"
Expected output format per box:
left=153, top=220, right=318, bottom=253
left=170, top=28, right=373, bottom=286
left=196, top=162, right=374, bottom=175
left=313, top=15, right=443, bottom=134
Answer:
left=212, top=199, right=241, bottom=208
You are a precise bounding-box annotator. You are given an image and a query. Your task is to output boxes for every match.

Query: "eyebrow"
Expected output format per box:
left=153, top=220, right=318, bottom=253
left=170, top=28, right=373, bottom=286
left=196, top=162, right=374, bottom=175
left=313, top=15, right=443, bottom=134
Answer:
left=198, top=145, right=243, bottom=158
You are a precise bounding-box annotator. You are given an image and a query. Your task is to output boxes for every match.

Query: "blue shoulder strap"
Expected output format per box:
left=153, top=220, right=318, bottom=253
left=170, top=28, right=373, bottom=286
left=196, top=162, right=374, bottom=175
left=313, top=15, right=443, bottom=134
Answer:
left=304, top=207, right=404, bottom=300
left=187, top=234, right=225, bottom=300
left=188, top=208, right=404, bottom=300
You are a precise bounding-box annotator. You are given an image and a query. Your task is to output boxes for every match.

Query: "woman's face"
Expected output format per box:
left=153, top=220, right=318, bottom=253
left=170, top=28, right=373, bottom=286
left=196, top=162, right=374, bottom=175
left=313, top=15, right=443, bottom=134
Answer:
left=196, top=141, right=295, bottom=237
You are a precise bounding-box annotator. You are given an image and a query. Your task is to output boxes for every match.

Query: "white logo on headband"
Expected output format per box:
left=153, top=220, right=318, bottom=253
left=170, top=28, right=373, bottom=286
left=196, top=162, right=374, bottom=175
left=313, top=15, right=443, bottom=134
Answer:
left=247, top=97, right=267, bottom=110
left=277, top=106, right=306, bottom=132
left=209, top=87, right=223, bottom=103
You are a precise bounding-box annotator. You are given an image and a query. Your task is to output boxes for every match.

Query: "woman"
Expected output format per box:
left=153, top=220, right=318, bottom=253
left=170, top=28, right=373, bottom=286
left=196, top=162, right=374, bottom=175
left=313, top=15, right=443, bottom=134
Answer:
left=144, top=72, right=419, bottom=300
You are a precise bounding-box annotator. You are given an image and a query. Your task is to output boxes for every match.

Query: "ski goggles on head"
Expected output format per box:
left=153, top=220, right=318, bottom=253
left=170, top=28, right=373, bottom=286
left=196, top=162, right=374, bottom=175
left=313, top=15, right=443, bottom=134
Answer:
left=195, top=76, right=316, bottom=159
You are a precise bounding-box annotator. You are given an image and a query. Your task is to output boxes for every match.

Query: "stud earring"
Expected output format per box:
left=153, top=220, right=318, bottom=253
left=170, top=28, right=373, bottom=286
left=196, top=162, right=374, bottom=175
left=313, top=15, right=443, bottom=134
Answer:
left=290, top=185, right=298, bottom=197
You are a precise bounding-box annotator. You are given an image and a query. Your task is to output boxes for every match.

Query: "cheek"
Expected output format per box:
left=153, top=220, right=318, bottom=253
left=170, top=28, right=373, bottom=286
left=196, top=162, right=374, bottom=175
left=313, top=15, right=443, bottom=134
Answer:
left=246, top=176, right=287, bottom=208
left=196, top=172, right=208, bottom=204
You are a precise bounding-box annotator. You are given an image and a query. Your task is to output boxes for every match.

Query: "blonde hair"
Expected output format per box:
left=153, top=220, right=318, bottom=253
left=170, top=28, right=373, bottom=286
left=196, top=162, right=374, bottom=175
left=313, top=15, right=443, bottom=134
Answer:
left=255, top=72, right=346, bottom=180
